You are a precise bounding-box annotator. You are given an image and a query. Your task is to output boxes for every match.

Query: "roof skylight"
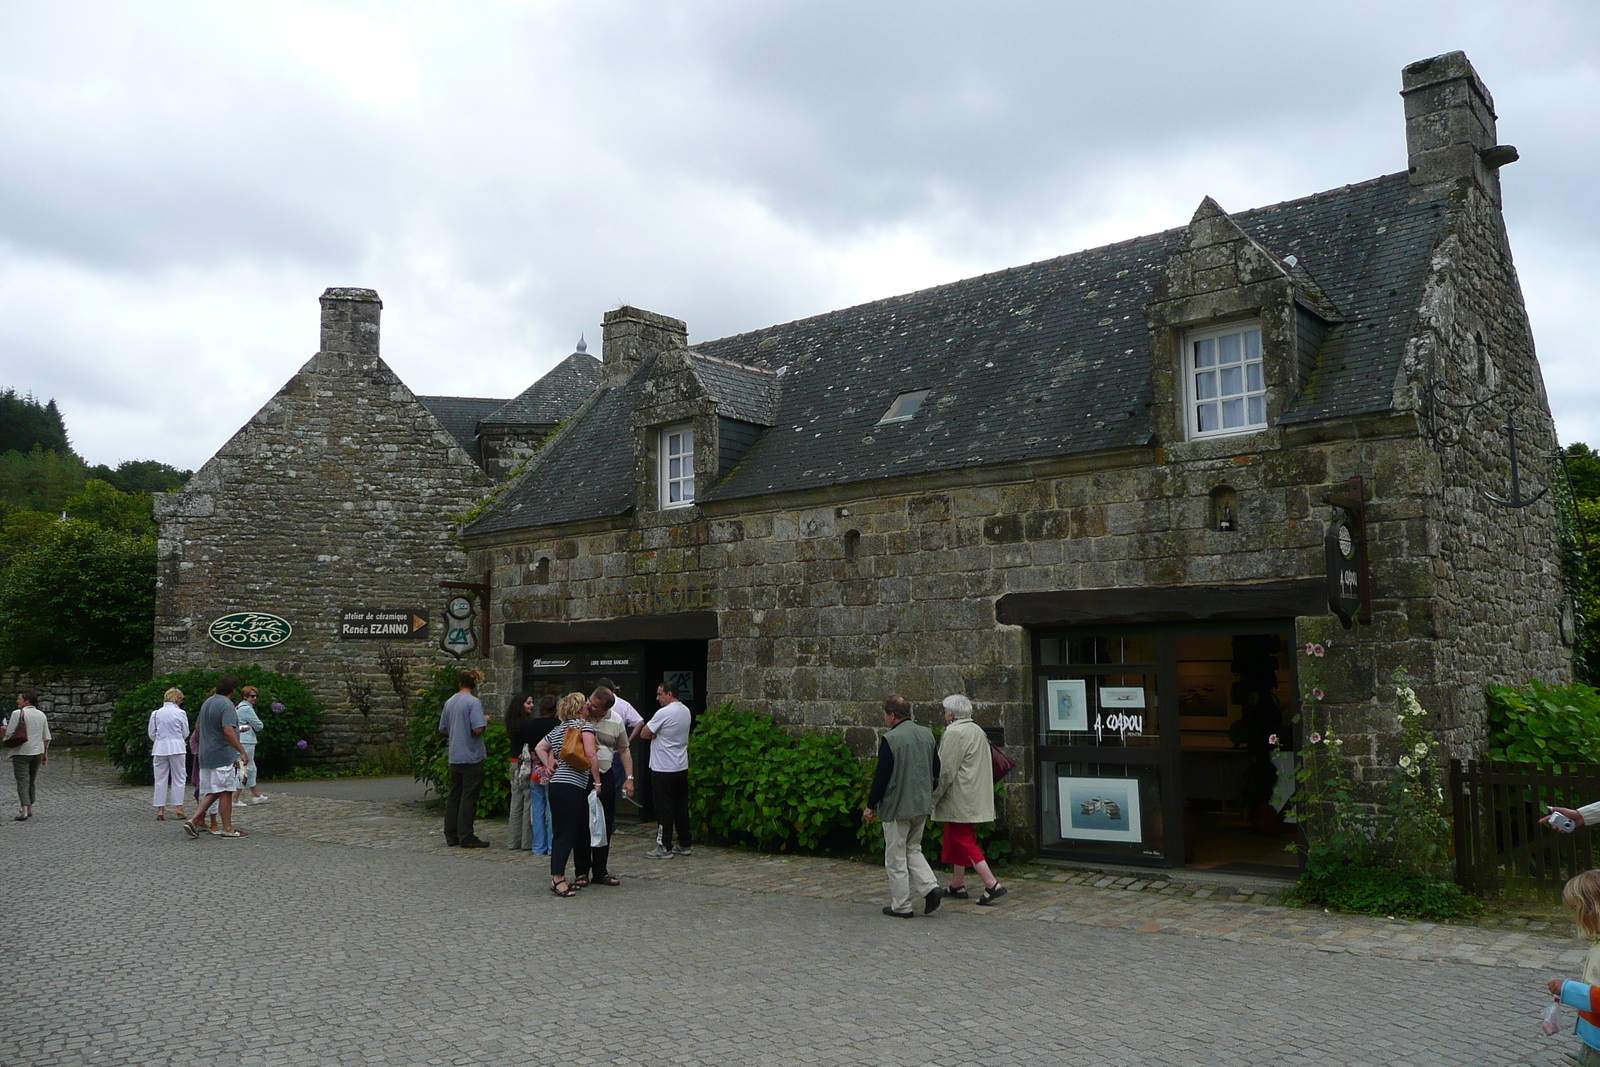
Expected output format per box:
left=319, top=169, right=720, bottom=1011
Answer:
left=877, top=390, right=930, bottom=425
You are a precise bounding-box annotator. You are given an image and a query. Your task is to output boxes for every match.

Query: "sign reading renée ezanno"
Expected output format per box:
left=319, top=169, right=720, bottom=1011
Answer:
left=340, top=609, right=430, bottom=639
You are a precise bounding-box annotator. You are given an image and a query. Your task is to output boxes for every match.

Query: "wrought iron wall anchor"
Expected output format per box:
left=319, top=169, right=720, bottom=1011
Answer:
left=1429, top=385, right=1552, bottom=509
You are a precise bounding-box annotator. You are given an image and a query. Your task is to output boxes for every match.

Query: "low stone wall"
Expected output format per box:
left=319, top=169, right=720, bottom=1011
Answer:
left=0, top=668, right=148, bottom=745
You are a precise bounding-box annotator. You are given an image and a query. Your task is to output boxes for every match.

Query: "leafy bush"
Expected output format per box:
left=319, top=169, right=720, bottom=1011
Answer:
left=0, top=517, right=154, bottom=668
left=690, top=704, right=1013, bottom=862
left=1286, top=852, right=1481, bottom=921
left=107, top=666, right=324, bottom=784
left=409, top=666, right=510, bottom=818
left=1486, top=680, right=1600, bottom=764
left=690, top=705, right=864, bottom=851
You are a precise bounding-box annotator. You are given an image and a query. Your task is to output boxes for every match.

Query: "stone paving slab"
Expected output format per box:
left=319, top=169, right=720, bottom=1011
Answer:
left=172, top=762, right=1596, bottom=973
left=1, top=758, right=1586, bottom=1066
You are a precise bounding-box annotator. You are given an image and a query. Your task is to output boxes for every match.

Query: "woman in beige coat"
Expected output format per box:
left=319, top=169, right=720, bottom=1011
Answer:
left=931, top=694, right=1006, bottom=905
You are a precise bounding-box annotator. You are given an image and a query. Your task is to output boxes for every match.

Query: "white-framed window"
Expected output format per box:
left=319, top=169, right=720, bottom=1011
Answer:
left=659, top=424, right=695, bottom=509
left=1185, top=321, right=1266, bottom=438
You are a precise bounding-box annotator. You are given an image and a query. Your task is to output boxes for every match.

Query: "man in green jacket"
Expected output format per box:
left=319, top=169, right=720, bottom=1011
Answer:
left=862, top=694, right=942, bottom=918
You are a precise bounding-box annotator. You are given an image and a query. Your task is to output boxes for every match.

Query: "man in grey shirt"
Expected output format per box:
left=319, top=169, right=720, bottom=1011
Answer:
left=184, top=674, right=251, bottom=839
left=439, top=672, right=489, bottom=848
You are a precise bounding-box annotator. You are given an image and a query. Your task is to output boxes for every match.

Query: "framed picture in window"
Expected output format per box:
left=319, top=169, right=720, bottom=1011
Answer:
left=1057, top=775, right=1143, bottom=844
left=1045, top=679, right=1088, bottom=732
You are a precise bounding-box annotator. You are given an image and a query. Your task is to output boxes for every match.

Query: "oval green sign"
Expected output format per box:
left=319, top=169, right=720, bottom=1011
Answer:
left=208, top=612, right=293, bottom=649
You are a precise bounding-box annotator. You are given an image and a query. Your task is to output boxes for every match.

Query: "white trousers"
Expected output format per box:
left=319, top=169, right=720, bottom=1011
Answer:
left=881, top=815, right=939, bottom=914
left=152, top=753, right=187, bottom=808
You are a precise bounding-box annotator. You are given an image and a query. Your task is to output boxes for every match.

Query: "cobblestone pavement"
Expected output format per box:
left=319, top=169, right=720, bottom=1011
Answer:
left=0, top=756, right=1586, bottom=1066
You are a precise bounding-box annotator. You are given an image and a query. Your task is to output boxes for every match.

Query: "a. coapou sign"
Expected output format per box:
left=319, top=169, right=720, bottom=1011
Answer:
left=208, top=612, right=293, bottom=649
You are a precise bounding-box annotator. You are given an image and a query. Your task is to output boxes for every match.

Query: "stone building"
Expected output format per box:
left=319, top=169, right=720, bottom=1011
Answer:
left=460, top=53, right=1570, bottom=868
left=153, top=288, right=600, bottom=760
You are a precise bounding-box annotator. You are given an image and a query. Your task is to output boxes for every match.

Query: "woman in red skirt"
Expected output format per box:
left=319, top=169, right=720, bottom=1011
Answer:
left=932, top=695, right=1006, bottom=905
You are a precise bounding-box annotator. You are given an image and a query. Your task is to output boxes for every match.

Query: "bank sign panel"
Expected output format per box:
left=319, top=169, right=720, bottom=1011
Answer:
left=208, top=612, right=293, bottom=650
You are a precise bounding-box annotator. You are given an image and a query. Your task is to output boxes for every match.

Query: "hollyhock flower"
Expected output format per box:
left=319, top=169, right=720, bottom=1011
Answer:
left=1305, top=643, right=1316, bottom=656
left=1268, top=734, right=1278, bottom=745
left=1399, top=755, right=1413, bottom=768
left=1311, top=644, right=1325, bottom=657
left=1309, top=732, right=1322, bottom=744
left=1413, top=742, right=1428, bottom=756
left=1312, top=687, right=1325, bottom=700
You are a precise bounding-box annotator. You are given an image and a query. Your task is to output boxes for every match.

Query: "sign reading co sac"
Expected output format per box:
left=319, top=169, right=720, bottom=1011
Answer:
left=208, top=612, right=293, bottom=650
left=340, top=609, right=429, bottom=640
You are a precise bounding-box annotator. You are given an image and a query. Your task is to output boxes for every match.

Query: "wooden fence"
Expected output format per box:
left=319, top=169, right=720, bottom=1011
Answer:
left=1451, top=759, right=1600, bottom=901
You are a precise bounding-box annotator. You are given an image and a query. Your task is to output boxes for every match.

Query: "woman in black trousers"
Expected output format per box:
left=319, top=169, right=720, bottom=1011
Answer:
left=534, top=692, right=599, bottom=897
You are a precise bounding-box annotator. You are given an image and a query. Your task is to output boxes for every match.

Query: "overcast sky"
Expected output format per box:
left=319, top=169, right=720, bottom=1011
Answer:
left=0, top=1, right=1595, bottom=470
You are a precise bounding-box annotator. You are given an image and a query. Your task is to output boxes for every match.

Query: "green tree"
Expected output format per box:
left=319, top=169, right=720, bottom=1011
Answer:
left=0, top=447, right=87, bottom=516
left=0, top=518, right=155, bottom=668
left=0, top=389, right=72, bottom=455
left=1565, top=443, right=1600, bottom=504
left=65, top=479, right=155, bottom=538
left=86, top=460, right=191, bottom=495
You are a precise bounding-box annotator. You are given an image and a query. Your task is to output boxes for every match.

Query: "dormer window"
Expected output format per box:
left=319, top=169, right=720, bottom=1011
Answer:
left=1185, top=321, right=1265, bottom=438
left=659, top=424, right=695, bottom=509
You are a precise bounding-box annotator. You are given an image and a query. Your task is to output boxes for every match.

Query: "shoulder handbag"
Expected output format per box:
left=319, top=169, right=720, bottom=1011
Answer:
left=558, top=722, right=591, bottom=773
left=3, top=710, right=28, bottom=749
left=514, top=743, right=533, bottom=783
left=989, top=741, right=1016, bottom=782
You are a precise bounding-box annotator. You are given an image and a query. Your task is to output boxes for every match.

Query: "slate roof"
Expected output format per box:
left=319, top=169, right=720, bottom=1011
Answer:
left=483, top=352, right=604, bottom=426
left=688, top=353, right=780, bottom=425
left=467, top=172, right=1446, bottom=537
left=416, top=396, right=510, bottom=456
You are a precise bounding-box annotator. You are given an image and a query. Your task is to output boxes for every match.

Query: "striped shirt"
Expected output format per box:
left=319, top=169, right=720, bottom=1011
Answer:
left=545, top=720, right=597, bottom=789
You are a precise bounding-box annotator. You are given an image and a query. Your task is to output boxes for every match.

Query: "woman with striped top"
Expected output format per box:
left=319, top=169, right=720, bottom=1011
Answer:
left=534, top=692, right=600, bottom=897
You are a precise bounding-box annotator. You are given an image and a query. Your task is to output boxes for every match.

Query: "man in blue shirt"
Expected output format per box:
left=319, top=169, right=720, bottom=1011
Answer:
left=438, top=672, right=489, bottom=848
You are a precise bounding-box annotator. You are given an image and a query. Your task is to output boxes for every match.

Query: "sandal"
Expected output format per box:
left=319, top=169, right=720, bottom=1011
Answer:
left=549, top=879, right=578, bottom=898
left=156, top=813, right=166, bottom=821
left=976, top=883, right=1008, bottom=906
left=945, top=886, right=970, bottom=899
left=592, top=874, right=620, bottom=886
left=573, top=877, right=589, bottom=890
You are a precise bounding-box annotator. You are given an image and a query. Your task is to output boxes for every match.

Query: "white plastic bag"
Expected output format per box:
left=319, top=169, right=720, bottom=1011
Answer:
left=588, top=790, right=608, bottom=848
left=1542, top=997, right=1563, bottom=1036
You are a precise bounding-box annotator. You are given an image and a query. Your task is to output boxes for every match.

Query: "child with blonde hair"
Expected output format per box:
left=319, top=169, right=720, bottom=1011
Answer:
left=1549, top=870, right=1600, bottom=1063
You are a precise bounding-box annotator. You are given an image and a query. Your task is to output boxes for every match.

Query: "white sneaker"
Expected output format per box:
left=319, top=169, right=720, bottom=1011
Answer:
left=671, top=845, right=692, bottom=856
left=252, top=795, right=269, bottom=803
left=645, top=846, right=675, bottom=859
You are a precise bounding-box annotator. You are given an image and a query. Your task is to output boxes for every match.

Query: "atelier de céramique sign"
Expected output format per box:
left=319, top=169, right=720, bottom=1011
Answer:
left=339, top=609, right=430, bottom=639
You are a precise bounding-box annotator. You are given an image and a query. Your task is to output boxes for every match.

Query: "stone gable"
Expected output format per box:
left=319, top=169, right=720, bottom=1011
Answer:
left=154, top=289, right=494, bottom=761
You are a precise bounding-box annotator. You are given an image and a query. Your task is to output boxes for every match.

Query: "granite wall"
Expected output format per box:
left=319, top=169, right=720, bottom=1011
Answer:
left=153, top=289, right=494, bottom=762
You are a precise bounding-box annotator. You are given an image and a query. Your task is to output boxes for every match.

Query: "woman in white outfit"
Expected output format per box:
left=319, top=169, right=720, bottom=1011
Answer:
left=233, top=686, right=268, bottom=805
left=147, top=688, right=189, bottom=821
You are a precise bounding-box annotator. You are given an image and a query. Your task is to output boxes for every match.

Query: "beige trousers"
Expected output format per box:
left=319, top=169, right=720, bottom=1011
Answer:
left=881, top=815, right=939, bottom=914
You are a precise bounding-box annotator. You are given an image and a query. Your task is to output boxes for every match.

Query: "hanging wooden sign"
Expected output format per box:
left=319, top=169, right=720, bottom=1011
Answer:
left=1323, top=475, right=1371, bottom=628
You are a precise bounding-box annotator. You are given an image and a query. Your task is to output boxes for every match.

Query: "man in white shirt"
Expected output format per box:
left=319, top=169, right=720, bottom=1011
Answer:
left=640, top=680, right=692, bottom=858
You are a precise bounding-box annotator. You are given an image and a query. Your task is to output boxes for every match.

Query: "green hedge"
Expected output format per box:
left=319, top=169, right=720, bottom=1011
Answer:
left=409, top=666, right=510, bottom=818
left=106, top=667, right=323, bottom=783
left=1486, top=680, right=1600, bottom=764
left=689, top=703, right=1012, bottom=863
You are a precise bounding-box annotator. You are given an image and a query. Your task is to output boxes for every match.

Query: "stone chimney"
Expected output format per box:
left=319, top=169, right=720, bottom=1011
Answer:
left=1401, top=51, right=1517, bottom=206
left=602, top=306, right=687, bottom=384
left=319, top=287, right=383, bottom=355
